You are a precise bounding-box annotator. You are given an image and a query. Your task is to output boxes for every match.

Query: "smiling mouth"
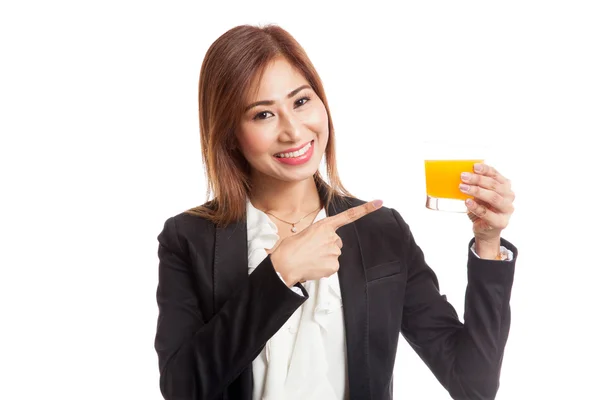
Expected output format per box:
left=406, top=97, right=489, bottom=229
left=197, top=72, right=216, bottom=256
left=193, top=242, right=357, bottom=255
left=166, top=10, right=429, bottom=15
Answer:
left=274, top=140, right=314, bottom=158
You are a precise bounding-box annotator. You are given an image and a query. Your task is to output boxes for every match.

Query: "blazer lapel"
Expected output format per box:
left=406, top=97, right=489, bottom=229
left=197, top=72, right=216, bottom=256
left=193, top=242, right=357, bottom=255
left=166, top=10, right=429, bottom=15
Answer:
left=326, top=191, right=371, bottom=400
left=213, top=219, right=248, bottom=313
left=213, top=218, right=254, bottom=398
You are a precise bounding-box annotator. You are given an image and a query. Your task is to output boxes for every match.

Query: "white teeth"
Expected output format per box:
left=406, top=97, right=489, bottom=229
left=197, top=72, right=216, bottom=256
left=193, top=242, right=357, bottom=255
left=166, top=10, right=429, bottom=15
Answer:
left=276, top=141, right=312, bottom=158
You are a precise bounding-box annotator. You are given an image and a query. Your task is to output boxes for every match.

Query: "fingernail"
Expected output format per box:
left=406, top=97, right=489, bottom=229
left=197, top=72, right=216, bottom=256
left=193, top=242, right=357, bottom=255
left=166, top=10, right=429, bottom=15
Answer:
left=459, top=184, right=470, bottom=192
left=474, top=163, right=483, bottom=172
left=461, top=172, right=471, bottom=181
left=466, top=198, right=473, bottom=206
left=373, top=199, right=383, bottom=208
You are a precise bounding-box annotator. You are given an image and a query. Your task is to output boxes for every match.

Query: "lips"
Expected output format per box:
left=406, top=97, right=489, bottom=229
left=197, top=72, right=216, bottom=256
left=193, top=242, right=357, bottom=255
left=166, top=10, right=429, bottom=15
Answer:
left=273, top=139, right=315, bottom=165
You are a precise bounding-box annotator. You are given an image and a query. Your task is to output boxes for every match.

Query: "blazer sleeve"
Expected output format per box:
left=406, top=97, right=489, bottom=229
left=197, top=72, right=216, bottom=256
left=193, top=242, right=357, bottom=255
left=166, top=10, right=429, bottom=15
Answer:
left=154, top=217, right=307, bottom=400
left=391, top=208, right=517, bottom=400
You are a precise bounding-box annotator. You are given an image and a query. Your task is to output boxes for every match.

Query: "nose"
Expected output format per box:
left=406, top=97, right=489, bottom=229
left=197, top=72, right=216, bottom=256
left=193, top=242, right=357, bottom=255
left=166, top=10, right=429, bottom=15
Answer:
left=278, top=110, right=302, bottom=142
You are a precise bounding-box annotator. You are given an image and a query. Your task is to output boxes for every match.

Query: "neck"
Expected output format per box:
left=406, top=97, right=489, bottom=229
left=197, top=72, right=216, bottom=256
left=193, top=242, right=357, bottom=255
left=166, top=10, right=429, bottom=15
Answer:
left=248, top=173, right=322, bottom=220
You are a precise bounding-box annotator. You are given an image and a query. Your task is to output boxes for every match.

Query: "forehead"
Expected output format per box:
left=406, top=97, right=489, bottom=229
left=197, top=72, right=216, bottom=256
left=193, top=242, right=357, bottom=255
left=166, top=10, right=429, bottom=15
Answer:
left=247, top=57, right=309, bottom=101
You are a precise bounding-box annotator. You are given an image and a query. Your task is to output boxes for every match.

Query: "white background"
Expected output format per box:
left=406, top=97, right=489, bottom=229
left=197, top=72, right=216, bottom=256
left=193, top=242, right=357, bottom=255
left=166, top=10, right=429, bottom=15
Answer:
left=2, top=1, right=599, bottom=399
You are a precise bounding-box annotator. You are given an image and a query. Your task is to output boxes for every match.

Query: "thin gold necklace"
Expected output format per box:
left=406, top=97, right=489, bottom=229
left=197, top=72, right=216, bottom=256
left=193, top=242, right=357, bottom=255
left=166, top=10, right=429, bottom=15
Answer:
left=264, top=204, right=322, bottom=233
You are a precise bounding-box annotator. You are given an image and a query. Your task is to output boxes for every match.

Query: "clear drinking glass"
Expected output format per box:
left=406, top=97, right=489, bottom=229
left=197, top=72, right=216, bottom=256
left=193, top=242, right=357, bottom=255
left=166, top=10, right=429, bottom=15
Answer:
left=422, top=142, right=486, bottom=213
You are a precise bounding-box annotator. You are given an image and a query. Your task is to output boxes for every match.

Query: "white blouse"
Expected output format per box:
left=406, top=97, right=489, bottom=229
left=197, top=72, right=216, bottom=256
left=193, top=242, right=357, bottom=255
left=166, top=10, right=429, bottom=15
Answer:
left=245, top=199, right=349, bottom=400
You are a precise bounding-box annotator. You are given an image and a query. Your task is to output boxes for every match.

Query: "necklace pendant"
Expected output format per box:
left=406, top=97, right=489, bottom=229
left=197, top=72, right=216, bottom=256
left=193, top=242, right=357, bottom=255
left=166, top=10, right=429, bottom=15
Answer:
left=291, top=225, right=297, bottom=233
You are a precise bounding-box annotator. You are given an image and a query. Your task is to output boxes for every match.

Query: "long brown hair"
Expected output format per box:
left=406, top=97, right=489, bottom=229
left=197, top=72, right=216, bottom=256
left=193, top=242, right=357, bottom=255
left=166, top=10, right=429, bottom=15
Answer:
left=185, top=24, right=354, bottom=227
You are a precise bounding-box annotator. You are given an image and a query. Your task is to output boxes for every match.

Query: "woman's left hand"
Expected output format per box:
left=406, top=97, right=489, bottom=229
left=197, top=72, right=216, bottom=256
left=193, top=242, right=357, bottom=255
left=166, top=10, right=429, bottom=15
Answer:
left=459, top=163, right=515, bottom=242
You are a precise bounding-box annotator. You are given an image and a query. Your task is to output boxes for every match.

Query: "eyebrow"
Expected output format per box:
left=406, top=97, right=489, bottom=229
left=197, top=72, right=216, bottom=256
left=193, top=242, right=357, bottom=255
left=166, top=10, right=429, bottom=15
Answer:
left=244, top=85, right=312, bottom=113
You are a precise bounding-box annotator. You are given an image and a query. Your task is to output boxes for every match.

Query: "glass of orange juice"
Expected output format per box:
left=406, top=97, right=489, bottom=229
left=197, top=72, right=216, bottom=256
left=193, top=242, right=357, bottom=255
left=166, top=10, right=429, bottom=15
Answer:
left=423, top=142, right=485, bottom=212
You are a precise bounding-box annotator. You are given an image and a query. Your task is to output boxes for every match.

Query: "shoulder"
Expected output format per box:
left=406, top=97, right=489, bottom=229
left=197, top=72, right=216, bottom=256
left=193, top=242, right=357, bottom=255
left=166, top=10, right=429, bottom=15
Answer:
left=157, top=202, right=217, bottom=251
left=336, top=195, right=410, bottom=235
left=338, top=195, right=413, bottom=265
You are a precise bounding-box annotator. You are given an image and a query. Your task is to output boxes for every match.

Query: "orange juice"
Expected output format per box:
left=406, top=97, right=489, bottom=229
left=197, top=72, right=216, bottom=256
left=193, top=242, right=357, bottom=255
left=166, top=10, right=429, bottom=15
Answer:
left=424, top=159, right=483, bottom=200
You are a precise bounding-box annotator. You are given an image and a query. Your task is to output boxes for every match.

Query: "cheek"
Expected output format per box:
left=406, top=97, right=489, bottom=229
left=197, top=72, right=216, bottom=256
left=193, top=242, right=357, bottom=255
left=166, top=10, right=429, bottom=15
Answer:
left=314, top=103, right=330, bottom=143
left=237, top=126, right=273, bottom=158
left=305, top=102, right=329, bottom=135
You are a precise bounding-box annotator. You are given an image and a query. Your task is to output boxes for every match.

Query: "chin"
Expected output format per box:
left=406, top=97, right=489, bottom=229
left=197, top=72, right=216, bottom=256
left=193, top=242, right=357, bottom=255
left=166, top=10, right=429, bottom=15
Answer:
left=281, top=172, right=317, bottom=183
left=273, top=166, right=318, bottom=183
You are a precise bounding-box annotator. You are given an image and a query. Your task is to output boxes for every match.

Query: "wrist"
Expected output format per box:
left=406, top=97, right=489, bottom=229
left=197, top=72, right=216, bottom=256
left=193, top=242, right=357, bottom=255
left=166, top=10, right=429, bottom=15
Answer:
left=281, top=271, right=300, bottom=287
left=475, top=237, right=501, bottom=260
left=270, top=252, right=299, bottom=287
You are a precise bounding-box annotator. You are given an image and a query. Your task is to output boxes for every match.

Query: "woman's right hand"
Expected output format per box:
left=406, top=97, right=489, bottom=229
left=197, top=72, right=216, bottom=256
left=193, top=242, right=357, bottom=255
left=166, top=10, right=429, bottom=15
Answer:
left=269, top=200, right=383, bottom=286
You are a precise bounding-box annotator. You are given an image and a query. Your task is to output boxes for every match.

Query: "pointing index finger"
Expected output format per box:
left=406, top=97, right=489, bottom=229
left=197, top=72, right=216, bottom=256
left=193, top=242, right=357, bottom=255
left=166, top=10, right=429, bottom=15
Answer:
left=327, top=200, right=383, bottom=230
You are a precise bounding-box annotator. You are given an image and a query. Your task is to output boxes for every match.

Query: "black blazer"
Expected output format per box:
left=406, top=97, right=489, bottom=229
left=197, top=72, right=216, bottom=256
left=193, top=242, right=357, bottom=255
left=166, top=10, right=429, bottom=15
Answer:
left=154, top=187, right=517, bottom=400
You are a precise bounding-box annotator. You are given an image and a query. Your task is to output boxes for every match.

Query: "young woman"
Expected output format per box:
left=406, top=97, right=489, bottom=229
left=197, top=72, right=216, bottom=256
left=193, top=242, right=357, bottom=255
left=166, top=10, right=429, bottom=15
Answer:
left=154, top=24, right=517, bottom=400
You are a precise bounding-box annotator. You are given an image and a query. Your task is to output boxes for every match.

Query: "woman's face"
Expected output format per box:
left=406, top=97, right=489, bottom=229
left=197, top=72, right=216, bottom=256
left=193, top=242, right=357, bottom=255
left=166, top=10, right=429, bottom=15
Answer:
left=236, top=57, right=329, bottom=184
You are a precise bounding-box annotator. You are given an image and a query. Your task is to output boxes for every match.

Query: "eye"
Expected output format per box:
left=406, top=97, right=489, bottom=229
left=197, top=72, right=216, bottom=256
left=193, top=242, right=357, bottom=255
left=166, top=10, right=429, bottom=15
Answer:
left=294, top=96, right=310, bottom=108
left=253, top=111, right=273, bottom=121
